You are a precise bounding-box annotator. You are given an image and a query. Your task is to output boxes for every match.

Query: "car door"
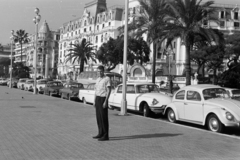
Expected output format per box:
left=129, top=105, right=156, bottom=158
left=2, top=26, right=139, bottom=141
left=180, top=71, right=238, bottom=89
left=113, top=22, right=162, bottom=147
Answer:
left=184, top=90, right=203, bottom=123
left=173, top=90, right=185, bottom=119
left=125, top=85, right=138, bottom=110
left=110, top=85, right=123, bottom=108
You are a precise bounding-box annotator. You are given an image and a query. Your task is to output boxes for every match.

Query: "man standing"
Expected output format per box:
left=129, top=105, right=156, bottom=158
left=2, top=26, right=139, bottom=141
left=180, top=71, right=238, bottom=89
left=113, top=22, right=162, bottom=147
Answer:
left=93, top=65, right=111, bottom=141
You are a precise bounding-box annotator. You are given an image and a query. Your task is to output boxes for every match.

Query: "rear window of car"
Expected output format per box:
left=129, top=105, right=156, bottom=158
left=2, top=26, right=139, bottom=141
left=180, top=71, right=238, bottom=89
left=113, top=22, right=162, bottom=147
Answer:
left=20, top=80, right=26, bottom=82
left=175, top=90, right=185, bottom=100
left=37, top=81, right=47, bottom=84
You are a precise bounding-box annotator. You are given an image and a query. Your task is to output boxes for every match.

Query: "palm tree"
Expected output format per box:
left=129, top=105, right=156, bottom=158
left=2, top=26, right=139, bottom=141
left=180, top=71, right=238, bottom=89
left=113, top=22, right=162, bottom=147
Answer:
left=65, top=38, right=96, bottom=73
left=128, top=0, right=169, bottom=84
left=13, top=29, right=30, bottom=63
left=166, top=0, right=220, bottom=85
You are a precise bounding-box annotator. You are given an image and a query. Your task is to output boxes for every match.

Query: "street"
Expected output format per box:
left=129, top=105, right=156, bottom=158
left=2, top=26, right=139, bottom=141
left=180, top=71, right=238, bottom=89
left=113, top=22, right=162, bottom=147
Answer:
left=1, top=86, right=240, bottom=160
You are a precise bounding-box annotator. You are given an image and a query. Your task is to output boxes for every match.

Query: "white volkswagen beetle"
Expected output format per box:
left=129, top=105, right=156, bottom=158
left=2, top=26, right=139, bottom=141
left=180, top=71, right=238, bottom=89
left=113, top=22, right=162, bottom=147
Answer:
left=109, top=82, right=172, bottom=117
left=164, top=84, right=240, bottom=133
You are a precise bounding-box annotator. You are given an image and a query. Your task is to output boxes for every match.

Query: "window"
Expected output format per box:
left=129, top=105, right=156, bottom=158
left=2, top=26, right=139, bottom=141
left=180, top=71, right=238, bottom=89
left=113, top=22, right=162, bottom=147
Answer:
left=234, top=22, right=240, bottom=28
left=117, top=86, right=122, bottom=93
left=71, top=32, right=73, bottom=36
left=187, top=91, right=201, bottom=101
left=203, top=20, right=208, bottom=26
left=60, top=44, right=62, bottom=49
left=60, top=51, right=62, bottom=58
left=234, top=12, right=238, bottom=20
left=84, top=28, right=86, bottom=32
left=220, top=11, right=225, bottom=19
left=126, top=85, right=135, bottom=93
left=89, top=27, right=91, bottom=31
left=97, top=25, right=99, bottom=30
left=220, top=21, right=225, bottom=28
left=101, top=35, right=103, bottom=42
left=109, top=22, right=111, bottom=26
left=95, top=36, right=98, bottom=43
left=133, top=7, right=136, bottom=14
left=102, top=24, right=105, bottom=28
left=84, top=20, right=87, bottom=26
left=175, top=90, right=185, bottom=100
left=75, top=31, right=77, bottom=35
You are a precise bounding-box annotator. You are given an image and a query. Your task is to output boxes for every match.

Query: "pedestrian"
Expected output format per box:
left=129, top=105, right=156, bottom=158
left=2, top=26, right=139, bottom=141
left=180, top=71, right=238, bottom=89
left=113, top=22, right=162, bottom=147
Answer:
left=92, top=65, right=111, bottom=141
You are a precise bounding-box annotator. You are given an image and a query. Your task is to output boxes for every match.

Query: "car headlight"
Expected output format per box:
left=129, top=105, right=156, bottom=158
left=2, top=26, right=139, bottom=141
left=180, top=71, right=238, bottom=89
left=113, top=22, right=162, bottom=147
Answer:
left=226, top=112, right=235, bottom=121
left=152, top=98, right=159, bottom=105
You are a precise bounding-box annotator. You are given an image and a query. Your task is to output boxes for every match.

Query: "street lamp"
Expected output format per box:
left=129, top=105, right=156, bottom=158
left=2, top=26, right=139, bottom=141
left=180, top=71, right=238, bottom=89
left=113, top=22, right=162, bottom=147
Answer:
left=33, top=8, right=41, bottom=94
left=119, top=0, right=129, bottom=116
left=9, top=30, right=14, bottom=88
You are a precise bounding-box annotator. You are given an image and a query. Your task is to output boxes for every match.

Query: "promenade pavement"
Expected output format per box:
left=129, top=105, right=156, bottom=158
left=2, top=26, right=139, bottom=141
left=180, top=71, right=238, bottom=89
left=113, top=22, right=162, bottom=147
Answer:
left=0, top=86, right=240, bottom=160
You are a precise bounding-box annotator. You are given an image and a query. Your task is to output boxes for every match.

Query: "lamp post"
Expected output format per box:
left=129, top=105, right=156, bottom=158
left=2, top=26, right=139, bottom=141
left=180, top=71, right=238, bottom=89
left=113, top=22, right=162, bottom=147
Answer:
left=9, top=30, right=14, bottom=88
left=33, top=8, right=41, bottom=94
left=119, top=0, right=129, bottom=116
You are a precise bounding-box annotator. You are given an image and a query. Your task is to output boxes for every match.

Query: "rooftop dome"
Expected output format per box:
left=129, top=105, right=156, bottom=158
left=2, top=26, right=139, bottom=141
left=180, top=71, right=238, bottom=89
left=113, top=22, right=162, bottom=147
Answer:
left=39, top=20, right=50, bottom=33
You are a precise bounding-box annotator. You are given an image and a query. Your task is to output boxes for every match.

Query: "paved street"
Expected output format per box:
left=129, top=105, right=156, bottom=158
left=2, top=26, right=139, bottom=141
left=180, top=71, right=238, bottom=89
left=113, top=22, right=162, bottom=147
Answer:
left=0, top=86, right=240, bottom=160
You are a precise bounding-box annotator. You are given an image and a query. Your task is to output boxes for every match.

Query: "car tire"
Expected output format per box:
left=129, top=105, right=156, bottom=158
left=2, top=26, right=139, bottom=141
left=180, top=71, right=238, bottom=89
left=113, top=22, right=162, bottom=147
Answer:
left=82, top=97, right=87, bottom=104
left=207, top=114, right=224, bottom=133
left=167, top=108, right=176, bottom=123
left=68, top=94, right=71, bottom=100
left=143, top=103, right=151, bottom=117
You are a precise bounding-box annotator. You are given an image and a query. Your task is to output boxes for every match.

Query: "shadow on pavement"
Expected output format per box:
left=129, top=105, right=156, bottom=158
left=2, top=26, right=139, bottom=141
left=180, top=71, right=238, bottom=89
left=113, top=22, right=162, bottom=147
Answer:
left=110, top=133, right=182, bottom=141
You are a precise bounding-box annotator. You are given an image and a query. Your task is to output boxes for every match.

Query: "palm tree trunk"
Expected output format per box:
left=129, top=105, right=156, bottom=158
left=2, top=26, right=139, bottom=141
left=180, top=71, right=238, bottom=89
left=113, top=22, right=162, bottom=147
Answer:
left=185, top=37, right=191, bottom=86
left=80, top=58, right=85, bottom=73
left=213, top=68, right=217, bottom=85
left=20, top=43, right=23, bottom=63
left=152, top=41, right=157, bottom=84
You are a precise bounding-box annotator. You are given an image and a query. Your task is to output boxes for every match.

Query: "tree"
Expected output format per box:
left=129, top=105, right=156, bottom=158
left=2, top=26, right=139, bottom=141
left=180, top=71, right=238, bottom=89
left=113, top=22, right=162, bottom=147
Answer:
left=96, top=36, right=150, bottom=71
left=13, top=29, right=30, bottom=63
left=0, top=43, right=3, bottom=52
left=65, top=38, right=96, bottom=73
left=166, top=0, right=220, bottom=85
left=127, top=0, right=169, bottom=83
left=12, top=62, right=30, bottom=78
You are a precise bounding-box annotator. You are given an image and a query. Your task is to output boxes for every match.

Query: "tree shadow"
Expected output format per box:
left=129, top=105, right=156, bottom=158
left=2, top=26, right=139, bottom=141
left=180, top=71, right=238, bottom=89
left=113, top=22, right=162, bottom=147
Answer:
left=110, top=133, right=182, bottom=141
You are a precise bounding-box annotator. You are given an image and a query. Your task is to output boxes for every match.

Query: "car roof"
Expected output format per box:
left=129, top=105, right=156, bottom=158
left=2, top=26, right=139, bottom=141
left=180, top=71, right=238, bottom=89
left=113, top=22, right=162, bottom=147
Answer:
left=122, top=82, right=155, bottom=85
left=181, top=84, right=222, bottom=90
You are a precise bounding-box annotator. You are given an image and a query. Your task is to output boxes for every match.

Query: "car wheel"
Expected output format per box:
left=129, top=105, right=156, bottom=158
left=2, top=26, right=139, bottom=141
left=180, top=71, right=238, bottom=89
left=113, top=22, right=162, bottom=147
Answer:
left=82, top=97, right=87, bottom=104
left=167, top=108, right=176, bottom=123
left=67, top=94, right=71, bottom=100
left=36, top=89, right=39, bottom=94
left=207, top=114, right=224, bottom=133
left=143, top=103, right=151, bottom=117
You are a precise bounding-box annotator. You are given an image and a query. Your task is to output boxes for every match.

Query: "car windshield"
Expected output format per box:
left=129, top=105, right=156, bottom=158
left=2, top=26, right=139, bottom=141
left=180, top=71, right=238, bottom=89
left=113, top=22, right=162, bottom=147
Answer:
left=232, top=90, right=240, bottom=96
left=202, top=88, right=230, bottom=100
left=136, top=84, right=159, bottom=93
left=69, top=84, right=83, bottom=88
left=48, top=82, right=63, bottom=87
left=37, top=81, right=47, bottom=84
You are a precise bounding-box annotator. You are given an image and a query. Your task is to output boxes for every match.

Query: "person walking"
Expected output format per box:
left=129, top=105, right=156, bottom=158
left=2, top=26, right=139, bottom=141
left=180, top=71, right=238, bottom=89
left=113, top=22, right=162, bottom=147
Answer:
left=92, top=65, right=111, bottom=141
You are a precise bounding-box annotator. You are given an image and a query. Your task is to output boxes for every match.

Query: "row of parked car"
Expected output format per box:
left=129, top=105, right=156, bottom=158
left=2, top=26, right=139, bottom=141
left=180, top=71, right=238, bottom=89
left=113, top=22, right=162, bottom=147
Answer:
left=3, top=77, right=240, bottom=133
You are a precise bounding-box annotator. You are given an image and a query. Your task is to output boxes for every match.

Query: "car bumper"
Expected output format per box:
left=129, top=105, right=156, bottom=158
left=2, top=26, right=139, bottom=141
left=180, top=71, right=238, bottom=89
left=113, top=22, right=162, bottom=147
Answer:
left=150, top=105, right=166, bottom=114
left=224, top=122, right=240, bottom=127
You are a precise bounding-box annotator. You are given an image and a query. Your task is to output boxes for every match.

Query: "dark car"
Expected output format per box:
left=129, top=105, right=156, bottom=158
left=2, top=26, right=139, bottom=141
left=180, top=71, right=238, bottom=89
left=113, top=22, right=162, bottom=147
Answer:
left=59, top=82, right=84, bottom=100
left=7, top=78, right=18, bottom=88
left=43, top=81, right=64, bottom=96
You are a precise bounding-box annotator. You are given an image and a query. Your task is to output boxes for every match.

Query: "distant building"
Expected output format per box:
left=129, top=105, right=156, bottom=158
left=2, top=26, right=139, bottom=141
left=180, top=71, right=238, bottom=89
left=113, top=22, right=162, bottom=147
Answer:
left=13, top=21, right=60, bottom=78
left=0, top=44, right=15, bottom=77
left=58, top=0, right=240, bottom=83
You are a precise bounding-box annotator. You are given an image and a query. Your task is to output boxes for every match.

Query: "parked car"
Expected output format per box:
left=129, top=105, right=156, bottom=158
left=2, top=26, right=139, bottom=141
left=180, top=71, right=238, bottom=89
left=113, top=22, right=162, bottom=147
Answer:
left=108, top=82, right=172, bottom=117
left=78, top=83, right=96, bottom=104
left=24, top=79, right=34, bottom=91
left=7, top=78, right=18, bottom=88
left=224, top=88, right=240, bottom=101
left=164, top=84, right=240, bottom=133
left=36, top=79, right=49, bottom=94
left=43, top=81, right=64, bottom=96
left=17, top=78, right=29, bottom=90
left=60, top=82, right=84, bottom=100
left=0, top=78, right=8, bottom=85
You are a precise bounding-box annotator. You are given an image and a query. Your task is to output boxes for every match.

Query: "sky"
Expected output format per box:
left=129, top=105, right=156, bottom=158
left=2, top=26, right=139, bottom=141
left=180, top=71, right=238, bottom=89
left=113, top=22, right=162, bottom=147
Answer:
left=0, top=0, right=239, bottom=45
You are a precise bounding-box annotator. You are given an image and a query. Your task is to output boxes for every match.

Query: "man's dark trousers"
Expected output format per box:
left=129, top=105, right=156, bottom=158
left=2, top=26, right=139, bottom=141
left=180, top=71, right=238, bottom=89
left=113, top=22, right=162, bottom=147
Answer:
left=95, top=96, right=109, bottom=138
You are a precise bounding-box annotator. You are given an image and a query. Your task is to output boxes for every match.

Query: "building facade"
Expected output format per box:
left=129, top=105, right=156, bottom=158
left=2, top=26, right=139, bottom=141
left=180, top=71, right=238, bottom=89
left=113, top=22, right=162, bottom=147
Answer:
left=13, top=21, right=60, bottom=79
left=58, top=0, right=240, bottom=83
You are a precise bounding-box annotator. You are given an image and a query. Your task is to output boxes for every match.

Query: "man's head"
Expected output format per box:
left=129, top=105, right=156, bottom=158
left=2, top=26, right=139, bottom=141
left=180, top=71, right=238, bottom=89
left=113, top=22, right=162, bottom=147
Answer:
left=97, top=65, right=105, bottom=78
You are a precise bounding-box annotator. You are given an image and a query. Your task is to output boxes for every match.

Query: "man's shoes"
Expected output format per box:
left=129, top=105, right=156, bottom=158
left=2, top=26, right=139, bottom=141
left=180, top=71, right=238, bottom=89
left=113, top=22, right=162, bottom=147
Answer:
left=98, top=137, right=109, bottom=141
left=108, top=106, right=114, bottom=110
left=92, top=135, right=102, bottom=139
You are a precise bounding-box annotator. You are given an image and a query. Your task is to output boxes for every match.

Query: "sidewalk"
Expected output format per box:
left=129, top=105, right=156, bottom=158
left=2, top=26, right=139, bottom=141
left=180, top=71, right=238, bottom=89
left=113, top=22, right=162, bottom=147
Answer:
left=0, top=86, right=240, bottom=160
